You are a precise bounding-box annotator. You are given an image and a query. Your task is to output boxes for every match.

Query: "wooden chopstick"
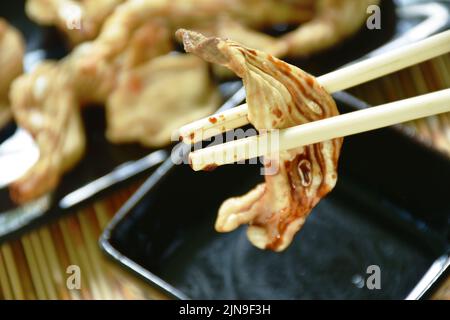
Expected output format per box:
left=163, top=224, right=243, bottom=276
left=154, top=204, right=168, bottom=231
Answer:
left=179, top=30, right=450, bottom=144
left=189, top=89, right=450, bottom=171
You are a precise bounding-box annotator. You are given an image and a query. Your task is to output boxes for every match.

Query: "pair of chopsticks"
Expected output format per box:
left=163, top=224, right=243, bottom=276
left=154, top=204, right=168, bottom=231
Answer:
left=179, top=30, right=450, bottom=171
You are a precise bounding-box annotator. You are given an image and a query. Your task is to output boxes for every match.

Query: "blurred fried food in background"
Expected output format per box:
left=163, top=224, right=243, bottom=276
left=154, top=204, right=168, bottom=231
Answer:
left=9, top=62, right=85, bottom=204
left=7, top=0, right=377, bottom=203
left=26, top=0, right=126, bottom=45
left=106, top=54, right=220, bottom=147
left=0, top=19, right=24, bottom=129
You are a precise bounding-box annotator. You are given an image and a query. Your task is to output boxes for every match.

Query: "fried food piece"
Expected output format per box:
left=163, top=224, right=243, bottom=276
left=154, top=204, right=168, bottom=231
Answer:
left=8, top=34, right=127, bottom=204
left=207, top=0, right=380, bottom=58
left=26, top=0, right=125, bottom=44
left=178, top=29, right=343, bottom=251
left=88, top=0, right=313, bottom=61
left=200, top=16, right=289, bottom=78
left=69, top=20, right=173, bottom=103
left=208, top=17, right=284, bottom=56
left=8, top=20, right=195, bottom=203
left=281, top=0, right=380, bottom=57
left=0, top=19, right=25, bottom=128
left=88, top=0, right=377, bottom=63
left=11, top=0, right=374, bottom=204
left=9, top=62, right=86, bottom=204
left=106, top=54, right=220, bottom=147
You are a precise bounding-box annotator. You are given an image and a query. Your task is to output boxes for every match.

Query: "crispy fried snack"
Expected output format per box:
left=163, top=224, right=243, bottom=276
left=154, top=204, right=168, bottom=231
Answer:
left=107, top=54, right=220, bottom=147
left=280, top=0, right=380, bottom=57
left=9, top=62, right=86, bottom=204
left=9, top=21, right=219, bottom=203
left=26, top=0, right=125, bottom=44
left=0, top=19, right=25, bottom=128
left=10, top=0, right=376, bottom=203
left=86, top=0, right=313, bottom=61
left=86, top=0, right=378, bottom=62
left=178, top=29, right=343, bottom=252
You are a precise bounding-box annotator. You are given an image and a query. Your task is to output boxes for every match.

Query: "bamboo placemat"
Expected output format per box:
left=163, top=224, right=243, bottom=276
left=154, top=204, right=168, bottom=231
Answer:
left=0, top=185, right=166, bottom=300
left=0, top=54, right=449, bottom=300
left=349, top=53, right=450, bottom=156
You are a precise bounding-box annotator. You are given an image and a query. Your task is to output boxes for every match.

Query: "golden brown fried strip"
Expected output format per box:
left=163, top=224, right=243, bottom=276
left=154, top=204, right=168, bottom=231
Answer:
left=9, top=62, right=86, bottom=204
left=8, top=22, right=170, bottom=203
left=199, top=17, right=289, bottom=78
left=281, top=0, right=380, bottom=57
left=10, top=0, right=375, bottom=203
left=106, top=54, right=220, bottom=147
left=9, top=51, right=116, bottom=203
left=8, top=20, right=217, bottom=203
left=178, top=29, right=343, bottom=252
left=208, top=17, right=285, bottom=56
left=88, top=0, right=376, bottom=63
left=87, top=0, right=312, bottom=61
left=8, top=37, right=125, bottom=203
left=0, top=19, right=25, bottom=128
left=26, top=0, right=125, bottom=44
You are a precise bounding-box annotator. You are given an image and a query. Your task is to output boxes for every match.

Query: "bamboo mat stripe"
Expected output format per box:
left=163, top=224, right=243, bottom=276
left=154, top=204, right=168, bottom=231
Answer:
left=0, top=186, right=166, bottom=300
left=0, top=54, right=449, bottom=300
left=349, top=53, right=450, bottom=156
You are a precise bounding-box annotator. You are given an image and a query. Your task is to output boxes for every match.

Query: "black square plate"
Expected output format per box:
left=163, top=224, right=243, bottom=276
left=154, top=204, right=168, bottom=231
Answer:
left=98, top=1, right=450, bottom=300
left=100, top=90, right=450, bottom=299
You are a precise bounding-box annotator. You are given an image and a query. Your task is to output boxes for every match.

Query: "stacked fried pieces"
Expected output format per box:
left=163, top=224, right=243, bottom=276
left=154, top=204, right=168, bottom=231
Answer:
left=6, top=0, right=377, bottom=203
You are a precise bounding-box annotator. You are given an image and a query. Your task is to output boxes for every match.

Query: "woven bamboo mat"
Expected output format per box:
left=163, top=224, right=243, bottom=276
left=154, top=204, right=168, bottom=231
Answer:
left=0, top=186, right=166, bottom=300
left=0, top=54, right=449, bottom=300
left=349, top=53, right=450, bottom=156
